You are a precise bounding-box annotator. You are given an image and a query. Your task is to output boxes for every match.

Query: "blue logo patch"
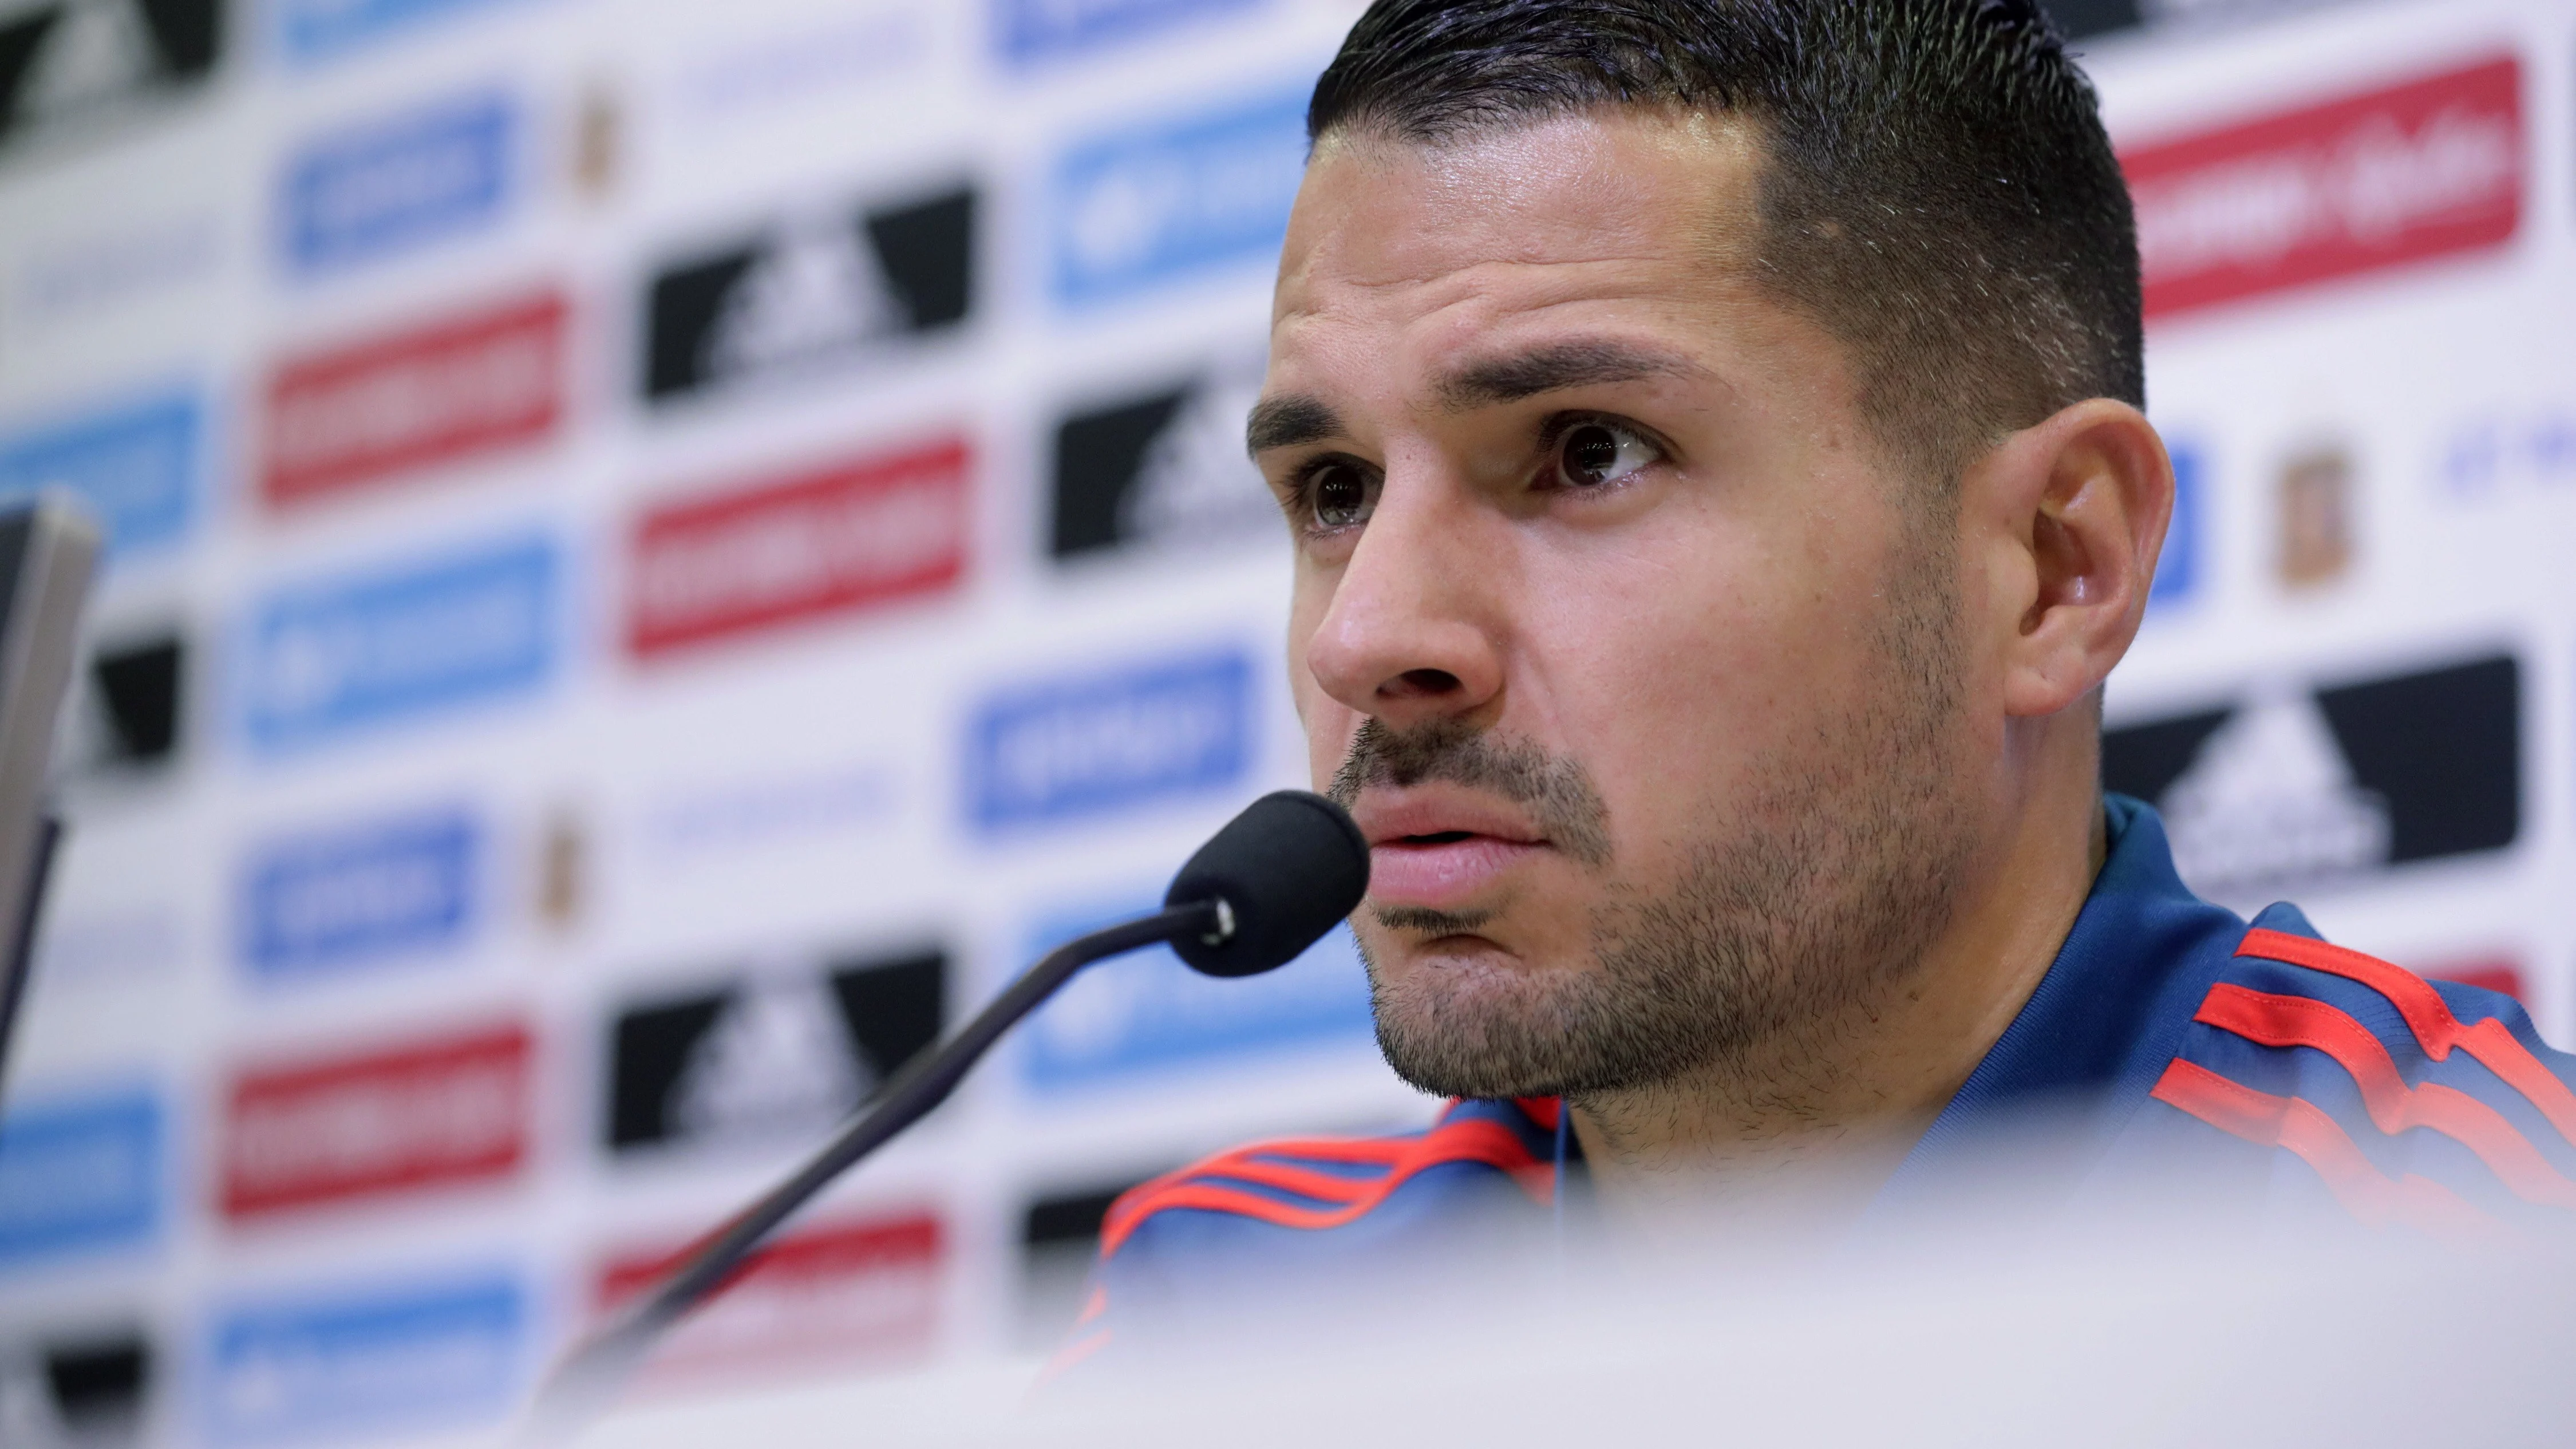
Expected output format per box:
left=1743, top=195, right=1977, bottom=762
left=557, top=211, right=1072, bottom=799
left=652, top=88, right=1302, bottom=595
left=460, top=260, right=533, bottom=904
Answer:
left=1052, top=86, right=1309, bottom=306
left=2150, top=445, right=2201, bottom=609
left=1021, top=897, right=1371, bottom=1089
left=0, top=1088, right=162, bottom=1269
left=243, top=807, right=479, bottom=980
left=283, top=90, right=515, bottom=275
left=278, top=0, right=526, bottom=65
left=206, top=1269, right=524, bottom=1444
left=996, top=0, right=1262, bottom=65
left=244, top=534, right=556, bottom=755
left=0, top=390, right=198, bottom=558
left=968, top=650, right=1250, bottom=830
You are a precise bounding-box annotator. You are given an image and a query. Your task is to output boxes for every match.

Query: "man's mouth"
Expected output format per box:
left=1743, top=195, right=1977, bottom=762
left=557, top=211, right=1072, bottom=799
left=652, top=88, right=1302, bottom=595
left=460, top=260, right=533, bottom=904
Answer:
left=1352, top=789, right=1550, bottom=912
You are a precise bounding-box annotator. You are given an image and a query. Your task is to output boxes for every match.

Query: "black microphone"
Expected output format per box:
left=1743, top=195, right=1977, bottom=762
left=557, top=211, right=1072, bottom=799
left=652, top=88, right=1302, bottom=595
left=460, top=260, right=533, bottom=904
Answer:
left=526, top=789, right=1368, bottom=1435
left=1168, top=788, right=1369, bottom=977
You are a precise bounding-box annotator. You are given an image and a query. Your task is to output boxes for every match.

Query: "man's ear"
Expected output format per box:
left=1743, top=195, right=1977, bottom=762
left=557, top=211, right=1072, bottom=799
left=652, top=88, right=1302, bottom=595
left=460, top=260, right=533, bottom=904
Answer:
left=1966, top=398, right=2174, bottom=719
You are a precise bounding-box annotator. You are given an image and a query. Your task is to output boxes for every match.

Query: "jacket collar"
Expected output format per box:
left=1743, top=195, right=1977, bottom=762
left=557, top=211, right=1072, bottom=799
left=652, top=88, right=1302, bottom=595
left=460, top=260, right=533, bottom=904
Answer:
left=1868, top=794, right=2259, bottom=1209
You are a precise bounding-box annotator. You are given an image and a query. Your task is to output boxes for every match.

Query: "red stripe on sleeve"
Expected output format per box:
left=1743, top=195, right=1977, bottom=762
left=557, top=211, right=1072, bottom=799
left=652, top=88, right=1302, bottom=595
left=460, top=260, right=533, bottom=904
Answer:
left=1100, top=1119, right=1547, bottom=1258
left=1100, top=1137, right=1415, bottom=1224
left=2193, top=984, right=2576, bottom=1211
left=2149, top=1058, right=2504, bottom=1241
left=1093, top=1137, right=1413, bottom=1242
left=1171, top=1154, right=1385, bottom=1207
left=2238, top=928, right=2576, bottom=1151
left=1219, top=1136, right=1413, bottom=1165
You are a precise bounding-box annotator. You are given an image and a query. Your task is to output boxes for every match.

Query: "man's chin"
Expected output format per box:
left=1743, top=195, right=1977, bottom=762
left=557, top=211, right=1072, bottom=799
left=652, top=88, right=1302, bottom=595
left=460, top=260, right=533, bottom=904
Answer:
left=1364, top=950, right=1608, bottom=1100
left=1372, top=1014, right=1578, bottom=1101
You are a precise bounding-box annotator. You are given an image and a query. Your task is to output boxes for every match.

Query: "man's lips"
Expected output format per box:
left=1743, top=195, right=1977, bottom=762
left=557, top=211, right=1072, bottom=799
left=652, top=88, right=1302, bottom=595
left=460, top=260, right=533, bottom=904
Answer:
left=1369, top=836, right=1548, bottom=911
left=1350, top=789, right=1549, bottom=913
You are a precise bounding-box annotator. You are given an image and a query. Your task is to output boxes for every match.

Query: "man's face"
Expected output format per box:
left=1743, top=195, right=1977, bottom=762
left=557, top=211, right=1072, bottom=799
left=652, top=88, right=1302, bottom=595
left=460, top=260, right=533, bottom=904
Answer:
left=1257, top=110, right=1990, bottom=1099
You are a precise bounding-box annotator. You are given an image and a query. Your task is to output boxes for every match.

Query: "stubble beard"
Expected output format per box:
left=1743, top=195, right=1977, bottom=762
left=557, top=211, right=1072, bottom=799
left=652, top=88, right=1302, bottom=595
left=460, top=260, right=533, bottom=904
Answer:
left=1341, top=532, right=1978, bottom=1104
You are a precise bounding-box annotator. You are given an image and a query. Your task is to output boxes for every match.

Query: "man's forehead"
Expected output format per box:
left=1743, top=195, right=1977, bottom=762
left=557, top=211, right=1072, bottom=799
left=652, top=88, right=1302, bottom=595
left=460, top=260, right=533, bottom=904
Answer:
left=1275, top=109, right=1769, bottom=312
left=1251, top=113, right=1787, bottom=452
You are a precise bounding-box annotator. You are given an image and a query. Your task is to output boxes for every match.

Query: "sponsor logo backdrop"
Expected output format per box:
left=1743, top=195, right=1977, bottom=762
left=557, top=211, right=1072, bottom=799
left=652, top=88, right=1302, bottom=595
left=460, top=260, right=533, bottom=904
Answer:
left=2, top=0, right=2573, bottom=1440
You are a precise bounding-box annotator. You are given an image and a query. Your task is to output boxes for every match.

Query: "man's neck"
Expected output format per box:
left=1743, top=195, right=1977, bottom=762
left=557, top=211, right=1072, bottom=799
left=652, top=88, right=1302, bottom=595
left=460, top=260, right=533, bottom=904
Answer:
left=1566, top=731, right=2109, bottom=1238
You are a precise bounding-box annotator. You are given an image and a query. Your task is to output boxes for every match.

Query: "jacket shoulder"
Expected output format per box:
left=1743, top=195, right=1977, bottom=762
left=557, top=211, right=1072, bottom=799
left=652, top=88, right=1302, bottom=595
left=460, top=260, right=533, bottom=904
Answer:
left=2145, top=924, right=2576, bottom=1238
left=1045, top=1099, right=1560, bottom=1380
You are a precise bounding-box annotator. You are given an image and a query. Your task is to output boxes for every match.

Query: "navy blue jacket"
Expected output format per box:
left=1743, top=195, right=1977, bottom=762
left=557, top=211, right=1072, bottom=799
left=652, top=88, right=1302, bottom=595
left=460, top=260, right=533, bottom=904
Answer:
left=1058, top=796, right=2573, bottom=1370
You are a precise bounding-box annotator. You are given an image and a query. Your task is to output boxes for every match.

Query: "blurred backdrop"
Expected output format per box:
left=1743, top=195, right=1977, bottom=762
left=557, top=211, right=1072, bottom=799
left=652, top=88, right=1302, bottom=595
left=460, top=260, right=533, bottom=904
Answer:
left=0, top=0, right=2568, bottom=1443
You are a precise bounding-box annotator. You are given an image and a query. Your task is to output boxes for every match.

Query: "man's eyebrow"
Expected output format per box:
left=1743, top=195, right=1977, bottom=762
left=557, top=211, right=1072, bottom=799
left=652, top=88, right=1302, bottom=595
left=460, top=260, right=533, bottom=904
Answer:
left=1437, top=340, right=1708, bottom=411
left=1243, top=341, right=1704, bottom=456
left=1245, top=394, right=1345, bottom=457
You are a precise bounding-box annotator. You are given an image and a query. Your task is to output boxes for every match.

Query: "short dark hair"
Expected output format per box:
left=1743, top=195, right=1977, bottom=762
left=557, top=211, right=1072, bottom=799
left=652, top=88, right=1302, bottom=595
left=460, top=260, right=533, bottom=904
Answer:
left=1307, top=0, right=2142, bottom=493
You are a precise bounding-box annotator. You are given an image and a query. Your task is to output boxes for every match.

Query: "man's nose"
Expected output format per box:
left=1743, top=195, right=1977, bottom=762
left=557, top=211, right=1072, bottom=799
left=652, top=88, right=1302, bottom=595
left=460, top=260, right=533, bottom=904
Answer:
left=1302, top=467, right=1506, bottom=732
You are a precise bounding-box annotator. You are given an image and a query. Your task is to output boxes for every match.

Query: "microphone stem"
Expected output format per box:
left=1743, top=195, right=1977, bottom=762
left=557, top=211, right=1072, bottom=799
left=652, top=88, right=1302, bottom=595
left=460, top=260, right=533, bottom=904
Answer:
left=530, top=899, right=1223, bottom=1434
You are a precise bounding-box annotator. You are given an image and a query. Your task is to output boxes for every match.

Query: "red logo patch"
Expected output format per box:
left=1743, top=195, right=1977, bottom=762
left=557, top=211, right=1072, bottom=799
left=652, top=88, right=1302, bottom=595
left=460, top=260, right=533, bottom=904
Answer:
left=625, top=436, right=970, bottom=658
left=263, top=291, right=568, bottom=508
left=2123, top=56, right=2523, bottom=320
left=595, top=1212, right=945, bottom=1383
left=222, top=1022, right=531, bottom=1220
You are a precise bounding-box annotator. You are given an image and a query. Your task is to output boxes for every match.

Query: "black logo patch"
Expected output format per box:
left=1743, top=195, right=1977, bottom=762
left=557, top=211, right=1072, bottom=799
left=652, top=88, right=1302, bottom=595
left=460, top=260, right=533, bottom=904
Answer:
left=642, top=187, right=975, bottom=404
left=0, top=0, right=222, bottom=153
left=81, top=631, right=183, bottom=770
left=606, top=946, right=945, bottom=1153
left=2104, top=653, right=2518, bottom=897
left=1, top=1325, right=151, bottom=1446
left=1049, top=366, right=1275, bottom=562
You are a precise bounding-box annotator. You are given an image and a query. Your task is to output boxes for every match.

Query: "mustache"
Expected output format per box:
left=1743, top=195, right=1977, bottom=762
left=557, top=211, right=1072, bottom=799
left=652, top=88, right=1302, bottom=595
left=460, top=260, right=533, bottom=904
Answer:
left=1326, top=718, right=1613, bottom=868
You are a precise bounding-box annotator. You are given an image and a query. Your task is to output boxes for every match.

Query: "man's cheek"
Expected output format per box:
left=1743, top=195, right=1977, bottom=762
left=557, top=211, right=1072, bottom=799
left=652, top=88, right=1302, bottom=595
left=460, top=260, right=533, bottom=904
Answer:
left=1310, top=737, right=1340, bottom=794
left=1303, top=705, right=1357, bottom=785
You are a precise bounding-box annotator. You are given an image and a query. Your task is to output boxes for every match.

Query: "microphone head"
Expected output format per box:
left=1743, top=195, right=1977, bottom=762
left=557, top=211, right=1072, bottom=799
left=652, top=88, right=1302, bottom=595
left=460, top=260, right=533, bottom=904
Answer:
left=1164, top=790, right=1369, bottom=978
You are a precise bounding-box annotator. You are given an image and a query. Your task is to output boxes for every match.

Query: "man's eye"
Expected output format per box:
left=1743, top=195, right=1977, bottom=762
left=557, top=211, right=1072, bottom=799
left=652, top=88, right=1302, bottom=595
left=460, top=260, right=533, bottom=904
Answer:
left=1307, top=459, right=1378, bottom=528
left=1554, top=420, right=1658, bottom=489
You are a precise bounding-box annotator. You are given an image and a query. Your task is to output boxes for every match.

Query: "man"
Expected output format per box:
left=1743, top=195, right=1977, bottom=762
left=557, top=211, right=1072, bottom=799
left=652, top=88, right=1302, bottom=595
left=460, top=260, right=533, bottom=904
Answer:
left=1058, top=0, right=2575, bottom=1369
